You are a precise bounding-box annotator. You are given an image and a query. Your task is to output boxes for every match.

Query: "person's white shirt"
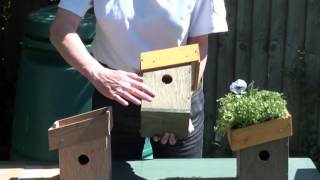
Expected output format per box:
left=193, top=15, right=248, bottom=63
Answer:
left=58, top=0, right=228, bottom=73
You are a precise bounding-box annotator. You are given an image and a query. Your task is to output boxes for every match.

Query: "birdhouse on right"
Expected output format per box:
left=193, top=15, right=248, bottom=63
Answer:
left=139, top=44, right=200, bottom=139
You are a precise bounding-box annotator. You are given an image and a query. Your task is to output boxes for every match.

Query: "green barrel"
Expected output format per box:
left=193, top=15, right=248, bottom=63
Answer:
left=11, top=6, right=95, bottom=162
left=11, top=6, right=153, bottom=162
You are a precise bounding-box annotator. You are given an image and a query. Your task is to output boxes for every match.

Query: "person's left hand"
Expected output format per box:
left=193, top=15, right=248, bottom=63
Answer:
left=152, top=119, right=195, bottom=145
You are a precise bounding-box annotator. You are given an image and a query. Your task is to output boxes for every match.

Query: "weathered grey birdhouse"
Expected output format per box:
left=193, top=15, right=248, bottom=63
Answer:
left=139, top=44, right=200, bottom=139
left=48, top=107, right=113, bottom=180
left=228, top=114, right=293, bottom=180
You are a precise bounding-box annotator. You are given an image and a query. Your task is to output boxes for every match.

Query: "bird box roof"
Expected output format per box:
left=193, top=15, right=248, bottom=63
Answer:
left=140, top=44, right=200, bottom=73
left=48, top=107, right=112, bottom=150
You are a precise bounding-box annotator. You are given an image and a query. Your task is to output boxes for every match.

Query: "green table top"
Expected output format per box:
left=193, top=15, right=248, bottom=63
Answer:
left=112, top=158, right=320, bottom=180
left=1, top=158, right=319, bottom=180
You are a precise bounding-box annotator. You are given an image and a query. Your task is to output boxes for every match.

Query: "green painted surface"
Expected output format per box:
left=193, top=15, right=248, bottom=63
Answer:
left=112, top=158, right=320, bottom=179
left=142, top=138, right=153, bottom=160
left=0, top=158, right=319, bottom=179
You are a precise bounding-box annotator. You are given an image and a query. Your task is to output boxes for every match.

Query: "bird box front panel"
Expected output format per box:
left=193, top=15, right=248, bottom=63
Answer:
left=140, top=65, right=193, bottom=138
left=142, top=65, right=193, bottom=111
left=59, top=136, right=111, bottom=180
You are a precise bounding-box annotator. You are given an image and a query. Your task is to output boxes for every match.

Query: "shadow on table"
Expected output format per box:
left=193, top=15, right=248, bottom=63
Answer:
left=294, top=168, right=320, bottom=180
left=112, top=161, right=146, bottom=180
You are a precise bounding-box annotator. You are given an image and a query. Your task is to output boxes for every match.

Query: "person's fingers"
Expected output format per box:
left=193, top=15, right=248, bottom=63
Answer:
left=127, top=87, right=153, bottom=102
left=188, top=119, right=195, bottom=136
left=168, top=133, right=176, bottom=145
left=111, top=94, right=129, bottom=106
left=160, top=132, right=170, bottom=144
left=152, top=136, right=160, bottom=142
left=127, top=72, right=144, bottom=82
left=131, top=81, right=156, bottom=98
left=117, top=88, right=141, bottom=106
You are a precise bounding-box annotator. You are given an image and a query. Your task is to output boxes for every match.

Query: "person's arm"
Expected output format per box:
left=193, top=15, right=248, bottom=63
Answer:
left=50, top=8, right=155, bottom=106
left=153, top=35, right=208, bottom=145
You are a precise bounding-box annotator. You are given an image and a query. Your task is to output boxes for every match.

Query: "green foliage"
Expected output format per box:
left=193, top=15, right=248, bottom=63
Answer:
left=215, top=82, right=288, bottom=136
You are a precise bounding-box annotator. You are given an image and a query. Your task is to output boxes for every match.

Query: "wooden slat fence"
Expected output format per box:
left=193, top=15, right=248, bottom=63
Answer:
left=203, top=0, right=320, bottom=167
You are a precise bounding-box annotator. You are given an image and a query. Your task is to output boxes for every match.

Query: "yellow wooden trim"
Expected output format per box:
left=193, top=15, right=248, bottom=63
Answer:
left=140, top=44, right=200, bottom=72
left=228, top=114, right=293, bottom=151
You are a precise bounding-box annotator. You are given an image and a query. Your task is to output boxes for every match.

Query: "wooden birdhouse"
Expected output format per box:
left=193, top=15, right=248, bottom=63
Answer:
left=228, top=114, right=293, bottom=180
left=139, top=44, right=200, bottom=139
left=48, top=107, right=113, bottom=180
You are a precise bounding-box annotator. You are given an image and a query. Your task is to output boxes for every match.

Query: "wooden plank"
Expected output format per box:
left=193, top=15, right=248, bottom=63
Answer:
left=237, top=138, right=288, bottom=180
left=214, top=0, right=237, bottom=157
left=48, top=108, right=111, bottom=150
left=303, top=0, right=320, bottom=156
left=140, top=112, right=189, bottom=139
left=228, top=115, right=292, bottom=151
left=234, top=0, right=252, bottom=82
left=142, top=66, right=193, bottom=110
left=54, top=107, right=109, bottom=128
left=283, top=0, right=308, bottom=156
left=250, top=0, right=271, bottom=89
left=267, top=0, right=287, bottom=91
left=141, top=66, right=192, bottom=139
left=203, top=34, right=219, bottom=157
left=59, top=137, right=111, bottom=180
left=140, top=44, right=200, bottom=72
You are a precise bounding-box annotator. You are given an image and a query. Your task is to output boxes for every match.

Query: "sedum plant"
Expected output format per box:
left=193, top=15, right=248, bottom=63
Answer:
left=215, top=79, right=289, bottom=136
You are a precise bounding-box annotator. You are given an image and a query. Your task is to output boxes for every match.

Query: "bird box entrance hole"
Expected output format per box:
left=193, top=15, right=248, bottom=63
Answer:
left=78, top=154, right=90, bottom=165
left=162, top=74, right=173, bottom=84
left=259, top=150, right=270, bottom=161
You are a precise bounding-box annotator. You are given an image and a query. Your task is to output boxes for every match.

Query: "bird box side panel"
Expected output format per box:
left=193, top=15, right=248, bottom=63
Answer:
left=59, top=136, right=111, bottom=180
left=140, top=111, right=189, bottom=139
left=142, top=65, right=193, bottom=111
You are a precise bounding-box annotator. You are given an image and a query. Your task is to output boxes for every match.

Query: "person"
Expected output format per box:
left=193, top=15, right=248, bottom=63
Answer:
left=50, top=0, right=228, bottom=160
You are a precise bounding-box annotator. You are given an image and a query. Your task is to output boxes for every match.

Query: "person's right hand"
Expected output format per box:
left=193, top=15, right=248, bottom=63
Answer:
left=88, top=64, right=156, bottom=106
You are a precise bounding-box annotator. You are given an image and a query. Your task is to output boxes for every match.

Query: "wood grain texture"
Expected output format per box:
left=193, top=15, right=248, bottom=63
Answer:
left=283, top=0, right=308, bottom=156
left=203, top=34, right=219, bottom=157
left=141, top=66, right=192, bottom=139
left=48, top=107, right=112, bottom=150
left=235, top=0, right=252, bottom=82
left=303, top=0, right=320, bottom=157
left=267, top=0, right=287, bottom=91
left=142, top=66, right=193, bottom=110
left=250, top=0, right=271, bottom=88
left=228, top=115, right=292, bottom=151
left=140, top=44, right=200, bottom=73
left=59, top=137, right=111, bottom=180
left=237, top=138, right=289, bottom=180
left=140, top=112, right=189, bottom=139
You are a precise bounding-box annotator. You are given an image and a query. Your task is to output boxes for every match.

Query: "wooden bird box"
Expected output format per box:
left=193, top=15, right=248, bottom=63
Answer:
left=48, top=107, right=113, bottom=180
left=228, top=114, right=293, bottom=180
left=139, top=44, right=200, bottom=139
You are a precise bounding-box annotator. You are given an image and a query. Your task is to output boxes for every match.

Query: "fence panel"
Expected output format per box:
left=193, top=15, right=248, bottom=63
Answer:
left=204, top=0, right=320, bottom=164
